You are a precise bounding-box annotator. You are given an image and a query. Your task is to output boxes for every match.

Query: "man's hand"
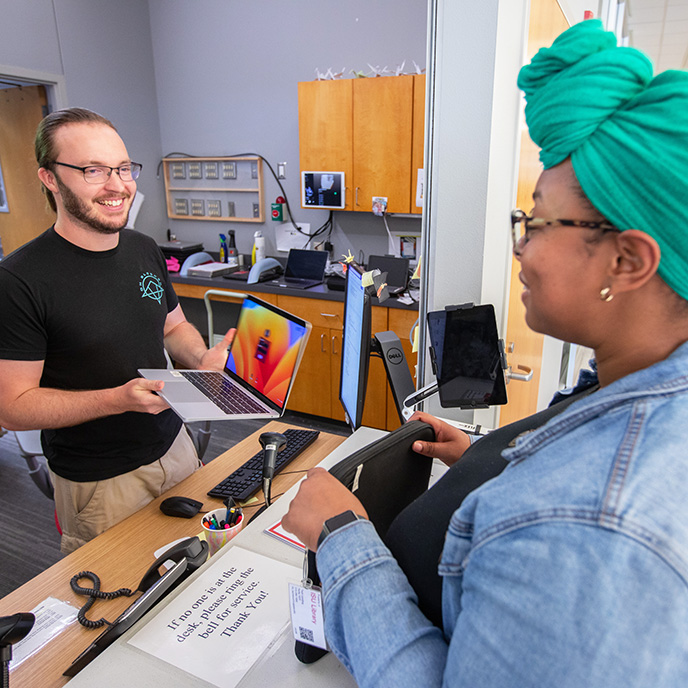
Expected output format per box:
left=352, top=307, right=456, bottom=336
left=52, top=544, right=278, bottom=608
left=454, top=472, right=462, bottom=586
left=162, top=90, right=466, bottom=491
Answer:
left=198, top=328, right=236, bottom=370
left=114, top=378, right=170, bottom=415
left=408, top=411, right=472, bottom=467
left=282, top=468, right=368, bottom=551
left=164, top=304, right=234, bottom=370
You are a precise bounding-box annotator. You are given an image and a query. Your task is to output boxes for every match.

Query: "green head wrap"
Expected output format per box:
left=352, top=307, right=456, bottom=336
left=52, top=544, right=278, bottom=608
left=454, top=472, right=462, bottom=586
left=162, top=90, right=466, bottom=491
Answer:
left=518, top=19, right=688, bottom=300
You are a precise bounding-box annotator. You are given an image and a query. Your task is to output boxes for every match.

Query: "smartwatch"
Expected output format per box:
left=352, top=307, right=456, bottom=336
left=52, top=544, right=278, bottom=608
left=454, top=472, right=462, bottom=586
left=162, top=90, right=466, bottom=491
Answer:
left=317, top=510, right=363, bottom=548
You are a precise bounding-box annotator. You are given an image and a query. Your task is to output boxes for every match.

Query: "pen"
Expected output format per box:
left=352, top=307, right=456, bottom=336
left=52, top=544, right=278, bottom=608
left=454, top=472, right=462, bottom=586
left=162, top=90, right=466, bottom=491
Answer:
left=224, top=497, right=237, bottom=524
left=230, top=508, right=243, bottom=527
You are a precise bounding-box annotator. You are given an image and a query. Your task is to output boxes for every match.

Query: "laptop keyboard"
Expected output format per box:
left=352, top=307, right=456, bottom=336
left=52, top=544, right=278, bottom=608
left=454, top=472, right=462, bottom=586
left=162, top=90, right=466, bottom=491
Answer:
left=180, top=371, right=267, bottom=415
left=207, top=428, right=320, bottom=501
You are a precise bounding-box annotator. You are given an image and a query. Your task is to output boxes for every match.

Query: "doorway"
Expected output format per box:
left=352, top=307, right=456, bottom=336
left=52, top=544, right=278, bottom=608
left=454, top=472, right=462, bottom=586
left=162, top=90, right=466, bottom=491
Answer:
left=0, top=83, right=56, bottom=256
left=499, top=0, right=570, bottom=426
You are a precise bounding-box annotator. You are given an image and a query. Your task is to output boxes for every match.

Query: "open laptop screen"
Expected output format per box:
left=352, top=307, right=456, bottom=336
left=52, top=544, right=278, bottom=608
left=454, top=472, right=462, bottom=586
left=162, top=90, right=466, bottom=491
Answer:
left=224, top=297, right=309, bottom=408
left=285, top=249, right=328, bottom=280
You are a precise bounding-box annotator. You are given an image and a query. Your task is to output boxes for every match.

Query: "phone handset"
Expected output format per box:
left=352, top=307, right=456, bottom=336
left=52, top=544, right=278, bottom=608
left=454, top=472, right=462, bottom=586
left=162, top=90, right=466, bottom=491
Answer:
left=137, top=536, right=209, bottom=593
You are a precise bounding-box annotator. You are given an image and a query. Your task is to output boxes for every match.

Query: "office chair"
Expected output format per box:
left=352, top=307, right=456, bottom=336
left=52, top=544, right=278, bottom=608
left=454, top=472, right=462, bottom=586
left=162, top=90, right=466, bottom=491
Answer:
left=163, top=288, right=246, bottom=460
left=165, top=289, right=245, bottom=459
left=14, top=430, right=54, bottom=500
left=203, top=288, right=247, bottom=347
left=161, top=349, right=211, bottom=461
left=13, top=431, right=62, bottom=533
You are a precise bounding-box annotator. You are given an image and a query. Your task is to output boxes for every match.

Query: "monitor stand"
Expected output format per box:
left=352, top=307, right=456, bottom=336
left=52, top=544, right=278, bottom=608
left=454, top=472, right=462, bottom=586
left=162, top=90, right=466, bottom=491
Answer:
left=371, top=331, right=491, bottom=433
left=371, top=331, right=416, bottom=424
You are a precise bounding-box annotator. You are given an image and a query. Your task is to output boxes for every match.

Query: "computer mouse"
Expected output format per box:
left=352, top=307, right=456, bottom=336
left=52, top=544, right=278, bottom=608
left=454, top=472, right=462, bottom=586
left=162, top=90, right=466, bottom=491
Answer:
left=159, top=496, right=204, bottom=518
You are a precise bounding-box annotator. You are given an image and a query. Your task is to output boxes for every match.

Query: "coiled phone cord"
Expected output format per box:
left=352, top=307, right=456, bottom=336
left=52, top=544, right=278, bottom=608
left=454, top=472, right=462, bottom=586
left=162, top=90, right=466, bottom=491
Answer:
left=70, top=571, right=135, bottom=629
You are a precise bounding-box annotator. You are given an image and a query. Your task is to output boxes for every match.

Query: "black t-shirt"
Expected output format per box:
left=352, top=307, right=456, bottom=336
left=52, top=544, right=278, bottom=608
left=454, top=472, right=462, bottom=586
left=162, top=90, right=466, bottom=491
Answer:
left=0, top=227, right=183, bottom=481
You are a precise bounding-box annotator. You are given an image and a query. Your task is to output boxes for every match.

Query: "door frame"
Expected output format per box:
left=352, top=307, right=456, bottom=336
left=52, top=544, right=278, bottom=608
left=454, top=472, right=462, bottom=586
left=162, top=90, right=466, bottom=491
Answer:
left=0, top=64, right=67, bottom=111
left=418, top=0, right=530, bottom=429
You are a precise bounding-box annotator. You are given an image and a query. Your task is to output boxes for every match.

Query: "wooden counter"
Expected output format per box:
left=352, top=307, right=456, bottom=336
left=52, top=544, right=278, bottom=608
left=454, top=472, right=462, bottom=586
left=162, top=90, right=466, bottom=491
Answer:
left=0, top=422, right=346, bottom=688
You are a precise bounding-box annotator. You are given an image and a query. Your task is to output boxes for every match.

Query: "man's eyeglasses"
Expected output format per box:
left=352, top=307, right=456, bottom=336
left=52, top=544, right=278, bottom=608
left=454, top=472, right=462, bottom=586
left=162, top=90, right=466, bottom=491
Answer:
left=52, top=161, right=143, bottom=184
left=510, top=209, right=619, bottom=256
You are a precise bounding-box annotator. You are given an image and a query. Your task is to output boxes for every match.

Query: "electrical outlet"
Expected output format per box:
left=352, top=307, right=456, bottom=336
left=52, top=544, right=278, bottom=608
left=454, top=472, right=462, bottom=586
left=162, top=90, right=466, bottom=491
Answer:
left=191, top=199, right=205, bottom=216
left=277, top=162, right=287, bottom=179
left=174, top=198, right=189, bottom=215
left=222, top=162, right=236, bottom=179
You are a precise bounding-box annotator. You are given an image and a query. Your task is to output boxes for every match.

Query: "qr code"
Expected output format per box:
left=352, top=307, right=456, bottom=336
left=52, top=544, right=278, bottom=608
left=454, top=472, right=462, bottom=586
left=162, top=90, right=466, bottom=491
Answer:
left=298, top=627, right=314, bottom=642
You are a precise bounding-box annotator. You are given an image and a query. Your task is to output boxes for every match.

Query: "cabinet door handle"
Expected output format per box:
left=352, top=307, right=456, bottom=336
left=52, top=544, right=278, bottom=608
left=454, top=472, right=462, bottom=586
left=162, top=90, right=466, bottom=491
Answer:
left=320, top=333, right=326, bottom=353
left=331, top=335, right=338, bottom=355
left=355, top=187, right=359, bottom=206
left=320, top=313, right=338, bottom=319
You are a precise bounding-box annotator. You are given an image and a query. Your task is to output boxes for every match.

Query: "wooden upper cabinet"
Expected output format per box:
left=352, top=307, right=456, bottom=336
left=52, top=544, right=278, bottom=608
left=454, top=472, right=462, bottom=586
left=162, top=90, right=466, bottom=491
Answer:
left=298, top=75, right=425, bottom=215
left=298, top=80, right=354, bottom=211
left=352, top=75, right=413, bottom=213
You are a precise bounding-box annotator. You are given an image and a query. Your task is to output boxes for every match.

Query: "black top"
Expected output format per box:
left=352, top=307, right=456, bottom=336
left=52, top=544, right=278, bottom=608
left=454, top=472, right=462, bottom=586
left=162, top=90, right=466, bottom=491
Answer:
left=0, top=227, right=182, bottom=481
left=384, top=384, right=599, bottom=628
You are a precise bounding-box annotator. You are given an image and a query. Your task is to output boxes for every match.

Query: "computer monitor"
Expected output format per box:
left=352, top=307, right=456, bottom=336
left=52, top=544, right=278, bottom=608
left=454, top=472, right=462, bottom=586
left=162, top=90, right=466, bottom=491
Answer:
left=301, top=171, right=346, bottom=209
left=339, top=262, right=372, bottom=430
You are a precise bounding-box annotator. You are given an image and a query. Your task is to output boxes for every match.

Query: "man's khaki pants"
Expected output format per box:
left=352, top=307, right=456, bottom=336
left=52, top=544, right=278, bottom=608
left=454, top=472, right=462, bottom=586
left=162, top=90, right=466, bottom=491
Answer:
left=50, top=428, right=200, bottom=554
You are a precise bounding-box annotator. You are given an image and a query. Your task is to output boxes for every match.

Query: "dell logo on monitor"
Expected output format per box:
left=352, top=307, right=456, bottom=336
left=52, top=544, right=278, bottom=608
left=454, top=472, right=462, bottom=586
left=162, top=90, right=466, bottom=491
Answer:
left=386, top=347, right=404, bottom=365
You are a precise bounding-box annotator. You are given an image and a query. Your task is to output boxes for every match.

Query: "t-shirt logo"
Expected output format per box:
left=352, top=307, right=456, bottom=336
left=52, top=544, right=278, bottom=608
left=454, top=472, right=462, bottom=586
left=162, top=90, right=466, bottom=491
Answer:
left=139, top=272, right=164, bottom=303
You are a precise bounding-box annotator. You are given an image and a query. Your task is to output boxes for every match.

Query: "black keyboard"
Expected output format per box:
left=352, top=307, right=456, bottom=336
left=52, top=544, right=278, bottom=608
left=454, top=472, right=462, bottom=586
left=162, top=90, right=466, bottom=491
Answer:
left=180, top=371, right=266, bottom=415
left=207, top=429, right=320, bottom=502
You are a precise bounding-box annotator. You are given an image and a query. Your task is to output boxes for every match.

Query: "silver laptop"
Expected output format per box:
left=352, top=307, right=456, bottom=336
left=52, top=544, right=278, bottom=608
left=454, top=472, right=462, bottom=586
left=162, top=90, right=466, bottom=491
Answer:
left=139, top=295, right=311, bottom=422
left=269, top=248, right=328, bottom=289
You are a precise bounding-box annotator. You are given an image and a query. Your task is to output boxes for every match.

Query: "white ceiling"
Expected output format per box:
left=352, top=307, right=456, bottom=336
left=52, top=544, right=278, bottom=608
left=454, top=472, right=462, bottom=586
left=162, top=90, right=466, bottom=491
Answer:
left=625, top=0, right=688, bottom=71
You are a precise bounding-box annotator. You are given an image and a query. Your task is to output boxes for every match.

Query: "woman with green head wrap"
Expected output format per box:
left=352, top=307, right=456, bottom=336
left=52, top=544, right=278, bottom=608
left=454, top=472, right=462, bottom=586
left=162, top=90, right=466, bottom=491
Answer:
left=283, top=20, right=688, bottom=686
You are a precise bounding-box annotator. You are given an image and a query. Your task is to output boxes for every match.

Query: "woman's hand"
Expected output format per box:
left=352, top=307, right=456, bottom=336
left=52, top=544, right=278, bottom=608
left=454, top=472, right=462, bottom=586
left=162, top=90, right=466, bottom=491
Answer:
left=282, top=468, right=368, bottom=551
left=409, top=411, right=472, bottom=467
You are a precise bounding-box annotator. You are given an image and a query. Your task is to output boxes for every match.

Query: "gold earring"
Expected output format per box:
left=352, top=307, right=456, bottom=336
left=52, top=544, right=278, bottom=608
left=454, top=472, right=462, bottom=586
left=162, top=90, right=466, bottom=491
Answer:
left=600, top=287, right=614, bottom=302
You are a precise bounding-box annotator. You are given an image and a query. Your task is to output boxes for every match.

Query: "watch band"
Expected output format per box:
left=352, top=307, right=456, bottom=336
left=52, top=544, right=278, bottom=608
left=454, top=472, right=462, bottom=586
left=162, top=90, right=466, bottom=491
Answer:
left=317, top=510, right=362, bottom=548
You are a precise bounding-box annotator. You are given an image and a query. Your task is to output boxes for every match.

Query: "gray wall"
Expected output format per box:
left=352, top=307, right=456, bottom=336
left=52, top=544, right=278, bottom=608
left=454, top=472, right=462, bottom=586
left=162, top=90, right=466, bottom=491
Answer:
left=147, top=0, right=427, bottom=258
left=0, top=0, right=166, bottom=239
left=1, top=0, right=426, bottom=258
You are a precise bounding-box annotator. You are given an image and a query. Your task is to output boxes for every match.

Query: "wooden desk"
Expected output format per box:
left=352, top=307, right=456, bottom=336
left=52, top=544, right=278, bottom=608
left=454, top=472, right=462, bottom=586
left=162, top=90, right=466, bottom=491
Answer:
left=0, top=422, right=346, bottom=688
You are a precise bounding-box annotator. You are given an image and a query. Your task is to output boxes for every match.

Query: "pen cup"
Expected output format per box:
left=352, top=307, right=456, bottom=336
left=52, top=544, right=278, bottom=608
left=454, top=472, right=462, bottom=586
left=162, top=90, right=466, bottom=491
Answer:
left=201, top=508, right=244, bottom=556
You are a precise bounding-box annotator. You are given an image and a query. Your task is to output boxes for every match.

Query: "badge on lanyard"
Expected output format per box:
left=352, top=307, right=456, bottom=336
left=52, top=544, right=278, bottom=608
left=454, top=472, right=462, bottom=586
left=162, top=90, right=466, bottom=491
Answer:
left=288, top=552, right=327, bottom=650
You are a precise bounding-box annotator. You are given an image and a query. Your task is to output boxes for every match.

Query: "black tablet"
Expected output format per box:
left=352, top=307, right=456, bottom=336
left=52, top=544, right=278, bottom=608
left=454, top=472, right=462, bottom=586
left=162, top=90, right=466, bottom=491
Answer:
left=427, top=304, right=507, bottom=408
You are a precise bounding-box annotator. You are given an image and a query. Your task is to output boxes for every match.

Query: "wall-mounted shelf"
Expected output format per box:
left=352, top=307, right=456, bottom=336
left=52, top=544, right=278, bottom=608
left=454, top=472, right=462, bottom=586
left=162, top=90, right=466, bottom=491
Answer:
left=162, top=156, right=264, bottom=222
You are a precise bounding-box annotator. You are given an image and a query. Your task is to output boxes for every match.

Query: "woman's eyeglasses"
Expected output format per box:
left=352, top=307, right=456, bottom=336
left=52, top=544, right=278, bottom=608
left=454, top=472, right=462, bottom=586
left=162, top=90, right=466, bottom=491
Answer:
left=510, top=209, right=619, bottom=256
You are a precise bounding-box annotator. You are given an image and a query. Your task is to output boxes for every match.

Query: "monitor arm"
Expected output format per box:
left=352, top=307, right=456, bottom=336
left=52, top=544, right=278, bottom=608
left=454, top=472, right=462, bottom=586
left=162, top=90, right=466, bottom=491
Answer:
left=371, top=331, right=416, bottom=424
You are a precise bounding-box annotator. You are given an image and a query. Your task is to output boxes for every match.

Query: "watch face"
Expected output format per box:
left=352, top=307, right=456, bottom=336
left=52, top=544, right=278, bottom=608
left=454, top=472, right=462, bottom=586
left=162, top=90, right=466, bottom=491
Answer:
left=325, top=510, right=358, bottom=533
left=319, top=510, right=362, bottom=549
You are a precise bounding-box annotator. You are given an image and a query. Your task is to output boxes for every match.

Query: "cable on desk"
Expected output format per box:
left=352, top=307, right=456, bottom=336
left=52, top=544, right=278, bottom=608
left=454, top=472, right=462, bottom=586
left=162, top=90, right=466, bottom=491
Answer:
left=70, top=571, right=135, bottom=629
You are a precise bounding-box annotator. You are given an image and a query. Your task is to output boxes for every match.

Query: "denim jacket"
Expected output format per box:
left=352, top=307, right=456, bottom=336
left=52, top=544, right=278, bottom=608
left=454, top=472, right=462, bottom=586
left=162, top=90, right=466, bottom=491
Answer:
left=317, top=341, right=688, bottom=687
